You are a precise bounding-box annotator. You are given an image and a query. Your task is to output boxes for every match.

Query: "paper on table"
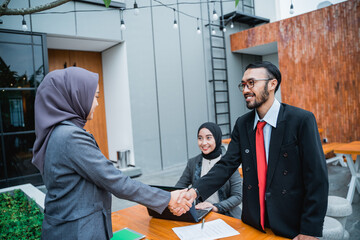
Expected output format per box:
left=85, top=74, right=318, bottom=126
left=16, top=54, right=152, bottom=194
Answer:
left=172, top=219, right=239, bottom=240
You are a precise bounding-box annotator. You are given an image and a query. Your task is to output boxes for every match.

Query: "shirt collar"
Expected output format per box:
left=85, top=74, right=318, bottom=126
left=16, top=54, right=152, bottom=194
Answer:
left=253, top=98, right=281, bottom=129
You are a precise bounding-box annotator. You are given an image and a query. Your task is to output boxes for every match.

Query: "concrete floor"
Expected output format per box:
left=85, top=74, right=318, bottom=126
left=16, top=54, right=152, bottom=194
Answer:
left=111, top=164, right=360, bottom=240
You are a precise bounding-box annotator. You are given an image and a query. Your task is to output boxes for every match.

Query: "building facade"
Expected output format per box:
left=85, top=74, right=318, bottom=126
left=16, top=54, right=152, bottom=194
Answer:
left=1, top=0, right=353, bottom=187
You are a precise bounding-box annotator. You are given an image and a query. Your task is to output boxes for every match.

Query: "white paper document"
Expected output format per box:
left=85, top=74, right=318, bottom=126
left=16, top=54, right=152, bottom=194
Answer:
left=172, top=219, right=240, bottom=240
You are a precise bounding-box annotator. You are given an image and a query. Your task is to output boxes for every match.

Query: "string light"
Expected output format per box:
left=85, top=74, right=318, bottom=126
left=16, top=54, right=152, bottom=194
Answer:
left=133, top=0, right=140, bottom=15
left=211, top=21, right=216, bottom=35
left=289, top=0, right=294, bottom=14
left=212, top=2, right=218, bottom=21
left=173, top=9, right=178, bottom=29
left=222, top=27, right=226, bottom=32
left=25, top=0, right=237, bottom=32
left=196, top=18, right=201, bottom=34
left=230, top=21, right=234, bottom=28
left=22, top=15, right=28, bottom=31
left=120, top=9, right=126, bottom=30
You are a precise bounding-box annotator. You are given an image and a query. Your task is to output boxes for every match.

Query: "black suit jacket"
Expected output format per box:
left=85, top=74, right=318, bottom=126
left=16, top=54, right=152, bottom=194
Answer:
left=193, top=103, right=328, bottom=238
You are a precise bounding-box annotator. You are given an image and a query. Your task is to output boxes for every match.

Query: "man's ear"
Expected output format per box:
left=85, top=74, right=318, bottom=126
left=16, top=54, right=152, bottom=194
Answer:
left=269, top=79, right=278, bottom=91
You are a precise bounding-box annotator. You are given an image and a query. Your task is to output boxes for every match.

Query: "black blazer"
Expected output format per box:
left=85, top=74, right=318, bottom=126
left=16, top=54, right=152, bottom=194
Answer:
left=193, top=103, right=328, bottom=238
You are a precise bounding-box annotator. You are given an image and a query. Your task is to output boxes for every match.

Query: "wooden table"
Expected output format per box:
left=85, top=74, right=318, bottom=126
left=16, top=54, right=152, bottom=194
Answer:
left=334, top=141, right=360, bottom=203
left=322, top=142, right=347, bottom=166
left=112, top=205, right=288, bottom=240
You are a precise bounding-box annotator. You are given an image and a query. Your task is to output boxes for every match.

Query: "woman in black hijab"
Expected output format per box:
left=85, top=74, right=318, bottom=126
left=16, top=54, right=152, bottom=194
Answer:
left=32, top=67, right=191, bottom=239
left=175, top=122, right=243, bottom=218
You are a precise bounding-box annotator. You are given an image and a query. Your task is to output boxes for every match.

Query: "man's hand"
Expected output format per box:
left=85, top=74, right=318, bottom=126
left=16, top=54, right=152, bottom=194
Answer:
left=293, top=234, right=319, bottom=240
left=168, top=189, right=193, bottom=216
left=177, top=188, right=197, bottom=203
left=195, top=201, right=218, bottom=212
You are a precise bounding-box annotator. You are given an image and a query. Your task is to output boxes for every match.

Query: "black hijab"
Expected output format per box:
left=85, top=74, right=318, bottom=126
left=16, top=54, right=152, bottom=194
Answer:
left=32, top=67, right=99, bottom=174
left=197, top=122, right=222, bottom=160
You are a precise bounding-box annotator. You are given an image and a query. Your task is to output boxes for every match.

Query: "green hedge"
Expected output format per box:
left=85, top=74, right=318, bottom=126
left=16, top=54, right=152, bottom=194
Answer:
left=0, top=189, right=43, bottom=240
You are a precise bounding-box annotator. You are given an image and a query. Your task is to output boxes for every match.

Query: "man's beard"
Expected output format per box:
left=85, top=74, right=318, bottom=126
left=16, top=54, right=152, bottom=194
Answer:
left=246, top=84, right=269, bottom=109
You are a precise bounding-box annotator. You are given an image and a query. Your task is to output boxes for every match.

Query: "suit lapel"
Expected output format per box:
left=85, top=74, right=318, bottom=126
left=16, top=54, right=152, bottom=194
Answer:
left=266, top=104, right=286, bottom=188
left=246, top=112, right=257, bottom=167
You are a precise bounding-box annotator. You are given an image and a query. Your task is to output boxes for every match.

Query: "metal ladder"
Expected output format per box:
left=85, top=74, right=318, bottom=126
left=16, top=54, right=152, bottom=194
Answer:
left=207, top=0, right=231, bottom=138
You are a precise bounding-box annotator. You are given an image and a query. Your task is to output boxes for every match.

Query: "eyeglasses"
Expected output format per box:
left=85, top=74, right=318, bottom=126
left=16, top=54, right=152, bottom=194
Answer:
left=238, top=78, right=272, bottom=91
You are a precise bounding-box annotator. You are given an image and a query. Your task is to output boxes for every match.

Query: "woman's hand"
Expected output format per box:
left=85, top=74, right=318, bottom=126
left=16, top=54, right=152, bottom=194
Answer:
left=195, top=201, right=218, bottom=212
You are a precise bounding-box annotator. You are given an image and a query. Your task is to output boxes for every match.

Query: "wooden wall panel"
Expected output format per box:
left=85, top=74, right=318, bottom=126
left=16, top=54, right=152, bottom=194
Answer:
left=48, top=49, right=109, bottom=158
left=230, top=0, right=360, bottom=143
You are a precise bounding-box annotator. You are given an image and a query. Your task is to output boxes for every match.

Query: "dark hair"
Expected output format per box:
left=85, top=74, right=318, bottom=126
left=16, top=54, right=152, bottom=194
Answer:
left=245, top=61, right=281, bottom=92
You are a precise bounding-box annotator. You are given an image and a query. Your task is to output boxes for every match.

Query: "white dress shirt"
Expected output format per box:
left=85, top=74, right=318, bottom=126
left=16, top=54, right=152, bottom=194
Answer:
left=253, top=99, right=281, bottom=164
left=201, top=155, right=221, bottom=203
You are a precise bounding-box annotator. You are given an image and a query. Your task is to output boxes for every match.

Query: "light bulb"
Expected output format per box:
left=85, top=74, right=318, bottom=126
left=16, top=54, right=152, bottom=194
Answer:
left=230, top=22, right=234, bottom=28
left=289, top=4, right=294, bottom=14
left=197, top=27, right=201, bottom=34
left=212, top=10, right=218, bottom=21
left=22, top=17, right=28, bottom=31
left=134, top=2, right=139, bottom=15
left=120, top=20, right=126, bottom=30
left=212, top=28, right=216, bottom=35
left=222, top=27, right=226, bottom=32
left=173, top=20, right=178, bottom=29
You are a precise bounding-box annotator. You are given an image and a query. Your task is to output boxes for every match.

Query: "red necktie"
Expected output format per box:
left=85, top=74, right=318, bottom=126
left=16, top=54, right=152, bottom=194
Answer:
left=256, top=121, right=267, bottom=230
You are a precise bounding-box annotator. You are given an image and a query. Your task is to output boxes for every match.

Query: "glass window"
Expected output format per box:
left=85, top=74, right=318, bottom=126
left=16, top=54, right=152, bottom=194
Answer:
left=0, top=144, right=4, bottom=180
left=0, top=30, right=46, bottom=187
left=0, top=90, right=35, bottom=132
left=3, top=133, right=37, bottom=179
left=0, top=32, right=32, bottom=44
left=0, top=43, right=35, bottom=88
left=32, top=35, right=42, bottom=45
left=34, top=46, right=45, bottom=87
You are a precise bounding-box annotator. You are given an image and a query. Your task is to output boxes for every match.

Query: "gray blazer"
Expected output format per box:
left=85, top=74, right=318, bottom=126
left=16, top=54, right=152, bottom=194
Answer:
left=175, top=154, right=242, bottom=219
left=42, top=121, right=170, bottom=240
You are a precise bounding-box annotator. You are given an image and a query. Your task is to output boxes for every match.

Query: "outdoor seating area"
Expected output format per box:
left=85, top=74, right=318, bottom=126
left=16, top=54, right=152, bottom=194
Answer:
left=323, top=141, right=360, bottom=204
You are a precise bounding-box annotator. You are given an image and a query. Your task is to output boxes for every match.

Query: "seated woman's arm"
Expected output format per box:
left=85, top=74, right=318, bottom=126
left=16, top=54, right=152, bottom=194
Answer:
left=213, top=170, right=242, bottom=214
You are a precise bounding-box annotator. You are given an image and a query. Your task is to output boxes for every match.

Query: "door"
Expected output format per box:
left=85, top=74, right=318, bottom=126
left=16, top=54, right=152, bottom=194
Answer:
left=48, top=49, right=109, bottom=158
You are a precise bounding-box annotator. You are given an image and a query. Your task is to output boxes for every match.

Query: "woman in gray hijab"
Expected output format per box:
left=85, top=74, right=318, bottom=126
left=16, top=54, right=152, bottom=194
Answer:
left=32, top=67, right=191, bottom=239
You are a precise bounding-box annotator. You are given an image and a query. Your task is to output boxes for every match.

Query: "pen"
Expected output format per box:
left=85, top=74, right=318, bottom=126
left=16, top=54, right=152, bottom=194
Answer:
left=201, top=218, right=205, bottom=230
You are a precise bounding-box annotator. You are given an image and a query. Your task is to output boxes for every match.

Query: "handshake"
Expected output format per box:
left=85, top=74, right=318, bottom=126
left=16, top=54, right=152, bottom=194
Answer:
left=168, top=188, right=198, bottom=216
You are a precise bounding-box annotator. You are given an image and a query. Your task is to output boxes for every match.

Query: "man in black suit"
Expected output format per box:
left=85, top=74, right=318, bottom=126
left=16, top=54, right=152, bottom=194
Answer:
left=184, top=61, right=328, bottom=239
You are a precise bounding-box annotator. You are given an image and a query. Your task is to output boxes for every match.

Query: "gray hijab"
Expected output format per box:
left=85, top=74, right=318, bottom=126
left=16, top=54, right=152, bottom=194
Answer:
left=32, top=67, right=99, bottom=173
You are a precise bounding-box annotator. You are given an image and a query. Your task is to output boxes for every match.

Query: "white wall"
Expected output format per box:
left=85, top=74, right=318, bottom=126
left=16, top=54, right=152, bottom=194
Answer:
left=276, top=0, right=348, bottom=20
left=254, top=0, right=278, bottom=22
left=102, top=43, right=135, bottom=165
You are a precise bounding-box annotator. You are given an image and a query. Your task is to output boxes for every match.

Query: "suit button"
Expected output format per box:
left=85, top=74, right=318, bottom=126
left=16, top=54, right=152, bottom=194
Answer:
left=248, top=185, right=252, bottom=190
left=283, top=170, right=288, bottom=175
left=245, top=167, right=250, bottom=172
left=245, top=149, right=250, bottom=153
left=282, top=189, right=287, bottom=195
left=283, top=152, right=288, bottom=158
